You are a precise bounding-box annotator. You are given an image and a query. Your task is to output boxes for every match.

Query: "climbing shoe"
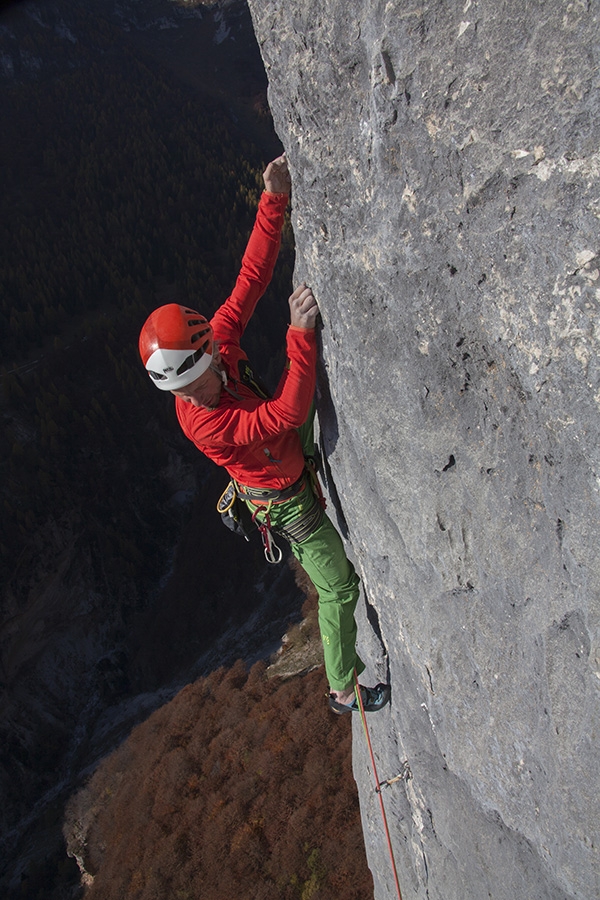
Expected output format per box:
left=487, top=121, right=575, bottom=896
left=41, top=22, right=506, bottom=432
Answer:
left=329, top=683, right=391, bottom=715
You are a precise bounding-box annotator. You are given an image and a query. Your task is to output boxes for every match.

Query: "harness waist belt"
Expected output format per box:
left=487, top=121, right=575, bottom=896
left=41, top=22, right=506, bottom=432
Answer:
left=236, top=471, right=306, bottom=505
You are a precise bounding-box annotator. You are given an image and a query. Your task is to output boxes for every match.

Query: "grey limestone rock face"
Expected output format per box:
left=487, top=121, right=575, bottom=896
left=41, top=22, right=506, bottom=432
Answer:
left=248, top=1, right=600, bottom=898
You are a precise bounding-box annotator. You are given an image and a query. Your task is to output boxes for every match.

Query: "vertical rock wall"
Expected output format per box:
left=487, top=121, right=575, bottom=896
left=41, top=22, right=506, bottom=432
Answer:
left=248, top=1, right=600, bottom=898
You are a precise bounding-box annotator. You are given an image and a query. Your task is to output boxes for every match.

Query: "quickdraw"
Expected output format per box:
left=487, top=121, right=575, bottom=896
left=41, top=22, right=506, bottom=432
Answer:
left=251, top=502, right=283, bottom=564
left=378, top=762, right=412, bottom=793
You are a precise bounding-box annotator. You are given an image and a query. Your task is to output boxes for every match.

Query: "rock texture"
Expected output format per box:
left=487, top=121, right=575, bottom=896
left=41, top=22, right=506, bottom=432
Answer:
left=248, top=1, right=600, bottom=898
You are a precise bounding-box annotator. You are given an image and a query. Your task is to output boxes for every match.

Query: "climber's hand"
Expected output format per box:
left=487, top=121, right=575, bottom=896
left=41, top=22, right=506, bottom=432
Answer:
left=263, top=153, right=291, bottom=194
left=289, top=283, right=319, bottom=330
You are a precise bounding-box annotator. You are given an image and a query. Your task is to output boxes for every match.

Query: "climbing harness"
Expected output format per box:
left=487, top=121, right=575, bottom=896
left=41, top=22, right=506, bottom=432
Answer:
left=353, top=668, right=404, bottom=900
left=218, top=468, right=325, bottom=558
left=238, top=466, right=326, bottom=555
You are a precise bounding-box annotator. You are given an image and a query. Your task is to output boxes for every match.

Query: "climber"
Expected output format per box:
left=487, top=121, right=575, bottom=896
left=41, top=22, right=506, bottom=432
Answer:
left=138, top=153, right=390, bottom=714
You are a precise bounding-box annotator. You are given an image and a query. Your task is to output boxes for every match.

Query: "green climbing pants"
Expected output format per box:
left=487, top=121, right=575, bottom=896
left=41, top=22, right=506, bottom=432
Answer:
left=244, top=408, right=365, bottom=692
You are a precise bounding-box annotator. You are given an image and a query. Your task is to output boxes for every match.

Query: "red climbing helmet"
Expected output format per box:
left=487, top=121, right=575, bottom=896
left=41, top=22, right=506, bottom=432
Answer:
left=138, top=304, right=214, bottom=391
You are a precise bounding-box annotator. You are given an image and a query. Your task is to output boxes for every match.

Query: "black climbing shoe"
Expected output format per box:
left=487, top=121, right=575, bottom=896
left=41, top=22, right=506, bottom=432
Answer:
left=329, top=683, right=391, bottom=714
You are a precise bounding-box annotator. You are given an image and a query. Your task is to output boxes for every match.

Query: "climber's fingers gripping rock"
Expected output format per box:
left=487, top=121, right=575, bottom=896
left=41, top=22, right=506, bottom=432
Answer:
left=263, top=153, right=291, bottom=194
left=289, top=283, right=319, bottom=330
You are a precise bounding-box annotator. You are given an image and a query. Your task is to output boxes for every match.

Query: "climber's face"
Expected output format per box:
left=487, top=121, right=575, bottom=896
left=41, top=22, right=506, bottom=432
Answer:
left=171, top=353, right=223, bottom=409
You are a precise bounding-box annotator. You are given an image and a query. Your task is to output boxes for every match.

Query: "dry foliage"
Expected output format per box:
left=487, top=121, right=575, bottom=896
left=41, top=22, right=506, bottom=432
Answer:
left=66, top=663, right=373, bottom=899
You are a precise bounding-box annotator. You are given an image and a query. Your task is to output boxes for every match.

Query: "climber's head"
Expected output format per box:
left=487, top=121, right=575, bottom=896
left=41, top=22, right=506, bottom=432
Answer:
left=138, top=304, right=215, bottom=392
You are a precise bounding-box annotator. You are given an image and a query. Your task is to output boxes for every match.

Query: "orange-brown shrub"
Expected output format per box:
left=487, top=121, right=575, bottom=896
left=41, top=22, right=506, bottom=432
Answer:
left=69, top=662, right=373, bottom=900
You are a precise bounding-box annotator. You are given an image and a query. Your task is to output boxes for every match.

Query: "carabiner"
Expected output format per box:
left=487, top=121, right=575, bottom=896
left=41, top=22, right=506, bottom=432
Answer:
left=264, top=533, right=283, bottom=564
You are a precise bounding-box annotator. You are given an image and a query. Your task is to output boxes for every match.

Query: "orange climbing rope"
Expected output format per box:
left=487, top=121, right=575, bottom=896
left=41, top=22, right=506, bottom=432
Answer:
left=354, top=669, right=403, bottom=900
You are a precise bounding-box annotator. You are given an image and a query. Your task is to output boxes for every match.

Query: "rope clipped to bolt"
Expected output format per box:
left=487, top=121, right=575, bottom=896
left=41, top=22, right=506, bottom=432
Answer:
left=353, top=669, right=403, bottom=900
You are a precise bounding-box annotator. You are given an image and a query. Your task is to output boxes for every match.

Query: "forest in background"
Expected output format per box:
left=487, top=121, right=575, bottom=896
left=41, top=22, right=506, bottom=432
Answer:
left=1, top=3, right=373, bottom=898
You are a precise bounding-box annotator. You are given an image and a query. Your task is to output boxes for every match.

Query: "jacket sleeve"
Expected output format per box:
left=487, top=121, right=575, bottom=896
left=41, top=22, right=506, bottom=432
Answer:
left=211, top=191, right=288, bottom=345
left=183, top=326, right=317, bottom=448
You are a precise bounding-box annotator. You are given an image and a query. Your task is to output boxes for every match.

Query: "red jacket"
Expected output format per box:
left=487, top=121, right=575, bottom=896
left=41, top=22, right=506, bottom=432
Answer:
left=176, top=192, right=317, bottom=489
